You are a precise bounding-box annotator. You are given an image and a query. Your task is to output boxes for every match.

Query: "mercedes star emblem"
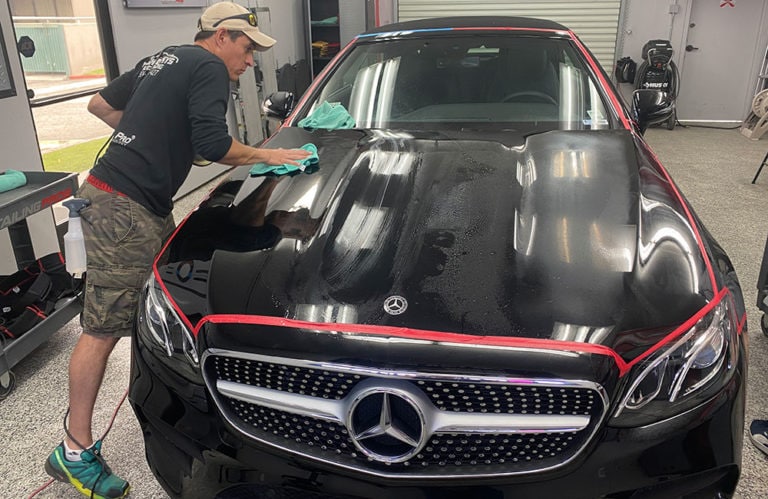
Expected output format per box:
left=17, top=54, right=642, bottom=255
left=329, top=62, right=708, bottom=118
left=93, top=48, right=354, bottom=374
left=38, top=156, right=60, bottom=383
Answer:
left=383, top=295, right=408, bottom=315
left=347, top=388, right=427, bottom=463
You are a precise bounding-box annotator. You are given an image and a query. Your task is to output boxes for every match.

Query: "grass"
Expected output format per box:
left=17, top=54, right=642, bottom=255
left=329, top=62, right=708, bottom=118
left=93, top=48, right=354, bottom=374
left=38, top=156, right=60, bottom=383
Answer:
left=42, top=137, right=110, bottom=173
left=81, top=68, right=106, bottom=77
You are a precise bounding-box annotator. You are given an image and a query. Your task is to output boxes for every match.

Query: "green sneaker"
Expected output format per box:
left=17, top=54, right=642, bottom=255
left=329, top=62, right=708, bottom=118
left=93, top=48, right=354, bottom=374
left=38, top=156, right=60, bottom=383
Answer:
left=45, top=440, right=130, bottom=499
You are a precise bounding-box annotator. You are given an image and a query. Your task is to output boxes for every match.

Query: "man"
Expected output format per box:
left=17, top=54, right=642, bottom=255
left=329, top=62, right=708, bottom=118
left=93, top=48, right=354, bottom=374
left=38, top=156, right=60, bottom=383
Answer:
left=43, top=3, right=309, bottom=498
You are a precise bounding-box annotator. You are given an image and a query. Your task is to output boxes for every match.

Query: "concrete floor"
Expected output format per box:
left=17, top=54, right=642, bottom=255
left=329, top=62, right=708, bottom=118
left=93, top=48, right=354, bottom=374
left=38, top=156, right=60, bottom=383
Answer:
left=2, top=125, right=768, bottom=498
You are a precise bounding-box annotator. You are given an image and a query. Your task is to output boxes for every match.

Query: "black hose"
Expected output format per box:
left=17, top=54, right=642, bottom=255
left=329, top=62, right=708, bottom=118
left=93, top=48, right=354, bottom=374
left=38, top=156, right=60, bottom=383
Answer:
left=634, top=61, right=649, bottom=90
left=669, top=60, right=680, bottom=99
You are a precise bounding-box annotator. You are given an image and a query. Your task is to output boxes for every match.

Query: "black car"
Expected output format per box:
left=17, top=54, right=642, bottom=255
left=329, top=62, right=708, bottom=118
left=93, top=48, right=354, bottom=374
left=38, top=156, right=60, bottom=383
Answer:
left=130, top=17, right=747, bottom=499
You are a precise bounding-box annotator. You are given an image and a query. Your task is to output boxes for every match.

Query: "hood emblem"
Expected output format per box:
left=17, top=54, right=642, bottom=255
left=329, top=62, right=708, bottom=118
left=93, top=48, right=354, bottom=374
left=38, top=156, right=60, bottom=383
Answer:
left=347, top=388, right=427, bottom=463
left=383, top=295, right=408, bottom=315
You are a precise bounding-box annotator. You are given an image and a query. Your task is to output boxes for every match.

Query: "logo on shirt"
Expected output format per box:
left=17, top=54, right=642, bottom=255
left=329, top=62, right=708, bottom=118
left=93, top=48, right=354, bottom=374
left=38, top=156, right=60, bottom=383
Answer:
left=138, top=51, right=179, bottom=78
left=112, top=131, right=136, bottom=146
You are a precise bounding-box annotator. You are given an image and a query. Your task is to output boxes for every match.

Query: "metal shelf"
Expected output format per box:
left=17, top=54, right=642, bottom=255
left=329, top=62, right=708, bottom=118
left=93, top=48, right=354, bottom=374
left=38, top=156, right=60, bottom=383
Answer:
left=0, top=171, right=78, bottom=231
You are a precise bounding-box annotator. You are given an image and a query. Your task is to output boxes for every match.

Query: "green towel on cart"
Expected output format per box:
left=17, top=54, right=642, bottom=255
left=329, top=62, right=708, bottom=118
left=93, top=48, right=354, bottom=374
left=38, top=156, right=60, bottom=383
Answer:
left=0, top=169, right=27, bottom=193
left=249, top=143, right=319, bottom=177
left=298, top=102, right=355, bottom=131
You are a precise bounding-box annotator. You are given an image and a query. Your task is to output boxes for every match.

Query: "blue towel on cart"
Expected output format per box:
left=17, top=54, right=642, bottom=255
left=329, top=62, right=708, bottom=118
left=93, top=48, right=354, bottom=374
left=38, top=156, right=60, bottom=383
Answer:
left=0, top=169, right=27, bottom=193
left=249, top=143, right=319, bottom=177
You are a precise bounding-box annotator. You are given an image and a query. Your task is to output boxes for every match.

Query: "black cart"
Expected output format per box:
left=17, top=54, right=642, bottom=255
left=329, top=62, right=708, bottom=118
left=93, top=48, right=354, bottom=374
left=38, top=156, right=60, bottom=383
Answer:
left=0, top=171, right=82, bottom=399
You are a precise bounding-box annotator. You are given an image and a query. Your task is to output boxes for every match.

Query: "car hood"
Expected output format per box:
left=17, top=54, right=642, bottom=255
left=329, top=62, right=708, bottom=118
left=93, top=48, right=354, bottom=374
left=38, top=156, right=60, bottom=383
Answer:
left=158, top=127, right=714, bottom=360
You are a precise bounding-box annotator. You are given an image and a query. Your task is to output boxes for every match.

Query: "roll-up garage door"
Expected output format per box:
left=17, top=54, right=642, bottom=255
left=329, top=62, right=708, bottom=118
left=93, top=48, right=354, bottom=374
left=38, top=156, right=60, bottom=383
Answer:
left=397, top=0, right=622, bottom=70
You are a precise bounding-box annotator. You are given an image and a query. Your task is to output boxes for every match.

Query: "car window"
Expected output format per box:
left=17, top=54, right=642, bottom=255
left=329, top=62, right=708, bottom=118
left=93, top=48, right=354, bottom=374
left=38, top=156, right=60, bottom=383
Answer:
left=301, top=35, right=614, bottom=131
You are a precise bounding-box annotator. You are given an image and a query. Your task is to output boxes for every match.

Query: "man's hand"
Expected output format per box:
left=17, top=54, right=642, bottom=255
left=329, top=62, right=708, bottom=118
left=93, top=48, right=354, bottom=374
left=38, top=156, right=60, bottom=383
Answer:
left=219, top=140, right=312, bottom=167
left=261, top=148, right=312, bottom=166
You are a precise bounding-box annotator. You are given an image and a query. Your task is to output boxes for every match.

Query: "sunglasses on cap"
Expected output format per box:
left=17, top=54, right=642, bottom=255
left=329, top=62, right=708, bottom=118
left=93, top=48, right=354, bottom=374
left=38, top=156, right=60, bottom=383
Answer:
left=212, top=12, right=258, bottom=28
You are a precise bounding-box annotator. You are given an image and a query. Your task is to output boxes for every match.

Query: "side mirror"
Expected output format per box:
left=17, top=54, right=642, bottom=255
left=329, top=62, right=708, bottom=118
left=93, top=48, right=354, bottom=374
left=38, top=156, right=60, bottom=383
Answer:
left=262, top=91, right=295, bottom=120
left=631, top=89, right=674, bottom=134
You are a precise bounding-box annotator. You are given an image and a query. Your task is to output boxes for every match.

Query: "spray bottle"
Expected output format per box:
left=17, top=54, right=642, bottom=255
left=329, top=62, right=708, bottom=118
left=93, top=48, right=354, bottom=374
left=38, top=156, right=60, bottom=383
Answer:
left=62, top=198, right=91, bottom=275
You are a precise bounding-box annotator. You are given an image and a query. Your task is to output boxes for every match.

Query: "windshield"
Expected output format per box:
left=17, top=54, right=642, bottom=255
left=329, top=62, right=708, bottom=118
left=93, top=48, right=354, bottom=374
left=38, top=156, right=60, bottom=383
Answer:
left=297, top=34, right=614, bottom=131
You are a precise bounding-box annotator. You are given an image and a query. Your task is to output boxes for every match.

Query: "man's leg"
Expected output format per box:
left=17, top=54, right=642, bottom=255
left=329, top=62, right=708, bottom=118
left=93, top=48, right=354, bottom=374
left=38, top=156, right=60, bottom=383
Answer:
left=45, top=182, right=172, bottom=498
left=65, top=333, right=120, bottom=450
left=45, top=183, right=135, bottom=499
left=45, top=327, right=130, bottom=499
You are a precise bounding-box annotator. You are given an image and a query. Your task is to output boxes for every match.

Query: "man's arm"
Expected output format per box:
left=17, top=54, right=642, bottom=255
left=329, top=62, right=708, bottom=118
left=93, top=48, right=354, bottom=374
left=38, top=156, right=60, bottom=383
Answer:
left=87, top=93, right=123, bottom=129
left=87, top=66, right=138, bottom=129
left=188, top=61, right=310, bottom=167
left=217, top=138, right=310, bottom=167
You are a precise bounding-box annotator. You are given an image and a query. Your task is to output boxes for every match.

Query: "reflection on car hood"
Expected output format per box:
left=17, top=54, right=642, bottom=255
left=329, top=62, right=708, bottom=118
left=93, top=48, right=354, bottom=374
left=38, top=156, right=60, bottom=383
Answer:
left=158, top=127, right=714, bottom=357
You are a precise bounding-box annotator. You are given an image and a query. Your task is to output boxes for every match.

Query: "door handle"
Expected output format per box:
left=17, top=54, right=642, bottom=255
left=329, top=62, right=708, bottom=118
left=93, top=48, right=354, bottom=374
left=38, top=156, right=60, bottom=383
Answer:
left=685, top=45, right=699, bottom=52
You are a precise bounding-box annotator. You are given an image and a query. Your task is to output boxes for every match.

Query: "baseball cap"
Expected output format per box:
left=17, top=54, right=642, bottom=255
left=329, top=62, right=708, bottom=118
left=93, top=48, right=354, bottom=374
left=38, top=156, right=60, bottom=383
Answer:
left=198, top=2, right=276, bottom=51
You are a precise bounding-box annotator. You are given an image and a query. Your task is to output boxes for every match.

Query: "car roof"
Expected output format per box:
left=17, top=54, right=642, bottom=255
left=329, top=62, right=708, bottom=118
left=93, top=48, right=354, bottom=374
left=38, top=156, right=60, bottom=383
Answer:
left=361, top=16, right=570, bottom=36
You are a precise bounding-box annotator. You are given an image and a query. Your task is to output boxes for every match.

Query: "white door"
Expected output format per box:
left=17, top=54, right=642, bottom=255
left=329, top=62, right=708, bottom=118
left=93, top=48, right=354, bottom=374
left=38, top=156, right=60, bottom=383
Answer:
left=675, top=0, right=768, bottom=123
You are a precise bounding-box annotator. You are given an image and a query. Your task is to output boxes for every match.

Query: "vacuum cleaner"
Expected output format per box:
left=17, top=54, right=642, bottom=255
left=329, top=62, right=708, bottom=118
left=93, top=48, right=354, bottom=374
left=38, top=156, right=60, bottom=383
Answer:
left=635, top=39, right=679, bottom=130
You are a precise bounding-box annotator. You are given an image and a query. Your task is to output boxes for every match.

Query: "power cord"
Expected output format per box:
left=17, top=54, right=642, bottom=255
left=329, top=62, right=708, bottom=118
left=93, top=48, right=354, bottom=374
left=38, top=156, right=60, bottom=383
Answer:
left=27, top=387, right=129, bottom=499
left=672, top=122, right=741, bottom=130
left=93, top=135, right=112, bottom=169
left=25, top=478, right=54, bottom=499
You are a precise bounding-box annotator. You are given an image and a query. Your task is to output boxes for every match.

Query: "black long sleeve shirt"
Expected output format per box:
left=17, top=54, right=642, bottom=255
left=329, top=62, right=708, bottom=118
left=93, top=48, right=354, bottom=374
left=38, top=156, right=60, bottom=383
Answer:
left=91, top=45, right=233, bottom=217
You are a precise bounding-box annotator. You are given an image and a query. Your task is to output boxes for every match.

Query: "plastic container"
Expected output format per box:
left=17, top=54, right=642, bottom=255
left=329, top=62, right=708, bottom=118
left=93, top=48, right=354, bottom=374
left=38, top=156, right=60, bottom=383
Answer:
left=62, top=198, right=91, bottom=274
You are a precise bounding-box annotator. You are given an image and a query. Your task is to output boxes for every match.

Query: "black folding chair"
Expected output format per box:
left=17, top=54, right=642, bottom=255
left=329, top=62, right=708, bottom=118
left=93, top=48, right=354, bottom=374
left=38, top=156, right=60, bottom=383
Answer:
left=751, top=150, right=768, bottom=184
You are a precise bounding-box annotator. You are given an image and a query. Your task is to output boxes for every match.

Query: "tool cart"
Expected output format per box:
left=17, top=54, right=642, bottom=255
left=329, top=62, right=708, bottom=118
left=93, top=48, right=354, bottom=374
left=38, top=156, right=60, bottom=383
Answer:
left=0, top=171, right=81, bottom=399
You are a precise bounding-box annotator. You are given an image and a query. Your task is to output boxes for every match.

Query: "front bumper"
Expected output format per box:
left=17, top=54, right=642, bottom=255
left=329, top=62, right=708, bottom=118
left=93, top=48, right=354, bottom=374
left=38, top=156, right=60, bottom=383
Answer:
left=129, top=338, right=745, bottom=499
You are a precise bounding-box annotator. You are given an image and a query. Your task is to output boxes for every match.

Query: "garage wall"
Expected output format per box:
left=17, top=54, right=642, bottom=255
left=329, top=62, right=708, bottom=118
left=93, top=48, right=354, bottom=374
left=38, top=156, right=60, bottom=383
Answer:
left=612, top=0, right=683, bottom=104
left=104, top=1, right=305, bottom=79
left=258, top=0, right=306, bottom=66
left=397, top=0, right=622, bottom=69
left=0, top=0, right=59, bottom=275
left=616, top=0, right=768, bottom=124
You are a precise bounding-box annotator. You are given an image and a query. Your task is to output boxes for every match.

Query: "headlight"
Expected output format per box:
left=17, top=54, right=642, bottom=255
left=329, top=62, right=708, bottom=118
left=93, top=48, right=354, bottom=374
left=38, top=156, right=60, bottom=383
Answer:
left=138, top=273, right=199, bottom=366
left=612, top=297, right=739, bottom=426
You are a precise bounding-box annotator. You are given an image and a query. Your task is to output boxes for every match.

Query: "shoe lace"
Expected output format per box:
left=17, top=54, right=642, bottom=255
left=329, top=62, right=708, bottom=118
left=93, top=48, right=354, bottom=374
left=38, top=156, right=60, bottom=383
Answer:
left=77, top=448, right=110, bottom=490
left=64, top=412, right=108, bottom=499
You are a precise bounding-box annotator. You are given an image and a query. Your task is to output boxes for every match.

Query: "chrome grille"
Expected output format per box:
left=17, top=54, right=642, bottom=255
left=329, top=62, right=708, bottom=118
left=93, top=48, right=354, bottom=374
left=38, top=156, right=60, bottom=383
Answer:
left=415, top=433, right=578, bottom=467
left=418, top=380, right=597, bottom=415
left=215, top=356, right=363, bottom=399
left=227, top=399, right=352, bottom=454
left=205, top=350, right=608, bottom=477
left=223, top=399, right=581, bottom=473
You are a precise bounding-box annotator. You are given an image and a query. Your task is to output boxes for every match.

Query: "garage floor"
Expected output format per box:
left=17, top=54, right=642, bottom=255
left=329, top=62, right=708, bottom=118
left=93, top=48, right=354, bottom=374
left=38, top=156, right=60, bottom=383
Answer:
left=2, top=125, right=768, bottom=498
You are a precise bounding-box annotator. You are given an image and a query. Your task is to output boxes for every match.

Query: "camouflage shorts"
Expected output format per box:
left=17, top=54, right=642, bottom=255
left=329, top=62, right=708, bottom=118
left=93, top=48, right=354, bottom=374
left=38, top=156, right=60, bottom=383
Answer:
left=77, top=181, right=175, bottom=337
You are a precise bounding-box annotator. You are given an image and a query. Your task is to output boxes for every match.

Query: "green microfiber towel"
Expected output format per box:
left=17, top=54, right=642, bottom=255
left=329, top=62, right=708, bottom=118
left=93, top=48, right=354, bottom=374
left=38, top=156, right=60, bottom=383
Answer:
left=311, top=16, right=338, bottom=25
left=298, top=102, right=355, bottom=131
left=249, top=143, right=319, bottom=177
left=0, top=169, right=27, bottom=193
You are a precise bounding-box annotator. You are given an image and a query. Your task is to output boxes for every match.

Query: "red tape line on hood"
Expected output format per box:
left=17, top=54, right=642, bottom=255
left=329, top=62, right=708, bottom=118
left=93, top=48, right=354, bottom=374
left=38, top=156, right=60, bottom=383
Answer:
left=183, top=288, right=728, bottom=378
